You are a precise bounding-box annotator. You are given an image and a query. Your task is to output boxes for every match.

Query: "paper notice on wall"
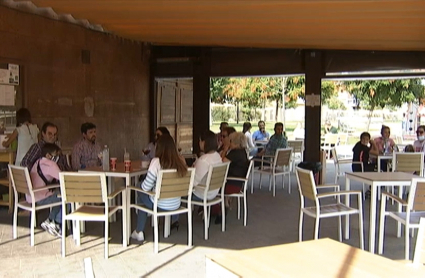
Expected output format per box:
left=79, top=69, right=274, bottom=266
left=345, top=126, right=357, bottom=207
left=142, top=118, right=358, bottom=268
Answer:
left=0, top=85, right=15, bottom=106
left=0, top=69, right=9, bottom=85
left=305, top=94, right=321, bottom=107
left=8, top=64, right=19, bottom=85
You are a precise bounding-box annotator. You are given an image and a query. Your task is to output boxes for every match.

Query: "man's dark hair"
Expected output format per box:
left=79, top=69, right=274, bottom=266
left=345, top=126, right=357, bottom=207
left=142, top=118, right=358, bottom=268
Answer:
left=258, top=120, right=265, bottom=126
left=156, top=126, right=170, bottom=136
left=219, top=122, right=228, bottom=129
left=360, top=132, right=371, bottom=140
left=200, top=130, right=218, bottom=153
left=41, top=143, right=61, bottom=157
left=41, top=122, right=57, bottom=134
left=16, top=108, right=32, bottom=126
left=81, top=122, right=96, bottom=134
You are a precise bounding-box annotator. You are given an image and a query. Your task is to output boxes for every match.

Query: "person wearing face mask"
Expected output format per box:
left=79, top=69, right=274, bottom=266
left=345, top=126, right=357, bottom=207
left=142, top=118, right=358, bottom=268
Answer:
left=143, top=126, right=170, bottom=160
left=29, top=143, right=65, bottom=237
left=413, top=125, right=425, bottom=152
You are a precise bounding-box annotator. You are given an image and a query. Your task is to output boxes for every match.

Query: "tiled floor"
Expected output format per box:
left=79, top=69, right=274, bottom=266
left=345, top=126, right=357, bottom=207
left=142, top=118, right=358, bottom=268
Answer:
left=0, top=162, right=415, bottom=277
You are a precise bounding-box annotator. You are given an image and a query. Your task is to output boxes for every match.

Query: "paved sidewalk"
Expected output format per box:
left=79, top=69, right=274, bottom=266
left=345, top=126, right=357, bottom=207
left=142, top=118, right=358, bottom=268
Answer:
left=0, top=162, right=412, bottom=277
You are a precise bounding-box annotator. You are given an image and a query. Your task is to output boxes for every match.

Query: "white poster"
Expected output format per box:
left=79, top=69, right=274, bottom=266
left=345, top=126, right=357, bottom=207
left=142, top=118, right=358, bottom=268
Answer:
left=0, top=69, right=9, bottom=85
left=0, top=85, right=15, bottom=106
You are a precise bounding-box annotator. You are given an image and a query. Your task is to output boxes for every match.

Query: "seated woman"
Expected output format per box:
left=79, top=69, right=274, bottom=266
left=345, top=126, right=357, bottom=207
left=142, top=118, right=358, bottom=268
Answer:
left=243, top=122, right=257, bottom=157
left=352, top=132, right=379, bottom=172
left=374, top=125, right=398, bottom=171
left=217, top=126, right=236, bottom=159
left=213, top=132, right=249, bottom=224
left=131, top=134, right=187, bottom=242
left=192, top=130, right=223, bottom=201
left=413, top=125, right=425, bottom=152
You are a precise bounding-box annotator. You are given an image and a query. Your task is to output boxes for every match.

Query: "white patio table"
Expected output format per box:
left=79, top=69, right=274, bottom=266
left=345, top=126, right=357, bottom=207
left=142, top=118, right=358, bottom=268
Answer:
left=344, top=171, right=416, bottom=254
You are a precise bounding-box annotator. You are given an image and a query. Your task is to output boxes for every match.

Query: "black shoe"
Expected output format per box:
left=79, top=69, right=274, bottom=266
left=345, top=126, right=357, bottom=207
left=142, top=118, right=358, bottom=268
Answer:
left=171, top=221, right=179, bottom=231
left=214, top=215, right=222, bottom=225
left=365, top=190, right=371, bottom=199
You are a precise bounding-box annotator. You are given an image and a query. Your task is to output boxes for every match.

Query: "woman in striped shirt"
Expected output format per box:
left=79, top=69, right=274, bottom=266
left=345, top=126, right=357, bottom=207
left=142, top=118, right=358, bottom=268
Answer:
left=131, top=134, right=188, bottom=242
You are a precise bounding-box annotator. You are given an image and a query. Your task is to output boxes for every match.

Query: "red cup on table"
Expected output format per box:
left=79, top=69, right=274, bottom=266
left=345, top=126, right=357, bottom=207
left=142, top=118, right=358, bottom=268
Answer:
left=110, top=157, right=117, bottom=171
left=124, top=160, right=131, bottom=172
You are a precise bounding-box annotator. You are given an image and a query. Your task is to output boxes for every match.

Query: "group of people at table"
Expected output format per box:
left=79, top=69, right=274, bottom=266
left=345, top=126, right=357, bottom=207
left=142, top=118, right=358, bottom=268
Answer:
left=2, top=108, right=288, bottom=244
left=351, top=124, right=425, bottom=196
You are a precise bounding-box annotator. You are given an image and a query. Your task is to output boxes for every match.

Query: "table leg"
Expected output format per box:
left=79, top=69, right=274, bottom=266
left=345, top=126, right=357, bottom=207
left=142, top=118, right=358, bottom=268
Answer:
left=369, top=182, right=377, bottom=253
left=397, top=184, right=403, bottom=237
left=345, top=177, right=351, bottom=239
left=108, top=177, right=116, bottom=222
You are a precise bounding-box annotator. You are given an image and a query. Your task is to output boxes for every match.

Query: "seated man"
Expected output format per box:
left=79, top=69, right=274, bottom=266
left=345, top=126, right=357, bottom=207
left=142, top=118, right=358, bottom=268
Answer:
left=252, top=120, right=270, bottom=143
left=71, top=122, right=102, bottom=170
left=29, top=143, right=64, bottom=237
left=21, top=122, right=70, bottom=171
left=352, top=132, right=379, bottom=172
left=257, top=122, right=288, bottom=157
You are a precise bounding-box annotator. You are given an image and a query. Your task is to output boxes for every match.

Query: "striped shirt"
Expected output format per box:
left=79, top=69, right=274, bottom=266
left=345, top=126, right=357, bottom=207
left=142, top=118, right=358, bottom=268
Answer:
left=71, top=138, right=102, bottom=170
left=141, top=158, right=180, bottom=210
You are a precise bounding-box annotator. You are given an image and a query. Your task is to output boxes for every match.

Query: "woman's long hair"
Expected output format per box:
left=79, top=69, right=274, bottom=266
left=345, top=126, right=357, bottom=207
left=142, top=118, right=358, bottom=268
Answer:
left=155, top=134, right=187, bottom=176
left=242, top=122, right=251, bottom=134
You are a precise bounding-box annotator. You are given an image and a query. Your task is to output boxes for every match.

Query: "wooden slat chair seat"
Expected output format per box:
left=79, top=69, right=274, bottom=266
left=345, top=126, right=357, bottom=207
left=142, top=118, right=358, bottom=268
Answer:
left=224, top=161, right=253, bottom=226
left=379, top=178, right=425, bottom=260
left=181, top=162, right=230, bottom=240
left=59, top=172, right=127, bottom=259
left=9, top=165, right=62, bottom=246
left=296, top=167, right=364, bottom=249
left=321, top=133, right=339, bottom=158
left=252, top=148, right=292, bottom=196
left=128, top=168, right=196, bottom=253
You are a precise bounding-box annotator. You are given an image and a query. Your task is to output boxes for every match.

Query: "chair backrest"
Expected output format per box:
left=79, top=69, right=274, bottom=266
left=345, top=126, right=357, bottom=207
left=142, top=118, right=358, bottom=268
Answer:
left=410, top=178, right=425, bottom=212
left=392, top=152, right=424, bottom=176
left=331, top=148, right=338, bottom=164
left=413, top=217, right=425, bottom=266
left=241, top=161, right=254, bottom=192
left=8, top=165, right=33, bottom=197
left=155, top=168, right=196, bottom=199
left=324, top=133, right=339, bottom=145
left=295, top=167, right=317, bottom=202
left=59, top=172, right=107, bottom=204
left=205, top=162, right=230, bottom=192
left=287, top=140, right=304, bottom=154
left=274, top=148, right=292, bottom=167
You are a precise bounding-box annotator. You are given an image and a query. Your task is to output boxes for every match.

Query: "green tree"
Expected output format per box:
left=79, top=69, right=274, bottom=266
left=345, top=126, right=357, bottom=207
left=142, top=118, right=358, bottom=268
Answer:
left=210, top=78, right=230, bottom=104
left=343, top=79, right=425, bottom=130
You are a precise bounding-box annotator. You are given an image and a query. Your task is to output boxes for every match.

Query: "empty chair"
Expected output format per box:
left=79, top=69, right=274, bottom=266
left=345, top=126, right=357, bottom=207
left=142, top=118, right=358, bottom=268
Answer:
left=287, top=140, right=304, bottom=172
left=321, top=133, right=339, bottom=158
left=296, top=167, right=364, bottom=249
left=378, top=178, right=425, bottom=260
left=59, top=172, right=127, bottom=259
left=252, top=148, right=292, bottom=196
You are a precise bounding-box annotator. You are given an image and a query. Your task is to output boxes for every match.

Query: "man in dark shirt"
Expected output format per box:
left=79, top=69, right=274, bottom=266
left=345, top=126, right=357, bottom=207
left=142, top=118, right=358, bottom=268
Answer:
left=352, top=132, right=379, bottom=172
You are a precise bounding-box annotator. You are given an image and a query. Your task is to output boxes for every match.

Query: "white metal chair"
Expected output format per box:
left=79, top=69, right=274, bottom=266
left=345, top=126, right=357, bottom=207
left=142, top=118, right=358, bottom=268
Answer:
left=225, top=161, right=253, bottom=226
left=296, top=167, right=364, bottom=249
left=321, top=133, right=339, bottom=159
left=287, top=140, right=304, bottom=172
left=252, top=148, right=292, bottom=196
left=332, top=147, right=364, bottom=184
left=182, top=163, right=230, bottom=240
left=378, top=178, right=425, bottom=260
left=412, top=217, right=425, bottom=267
left=129, top=168, right=196, bottom=253
left=337, top=133, right=348, bottom=146
left=9, top=165, right=62, bottom=246
left=59, top=172, right=127, bottom=259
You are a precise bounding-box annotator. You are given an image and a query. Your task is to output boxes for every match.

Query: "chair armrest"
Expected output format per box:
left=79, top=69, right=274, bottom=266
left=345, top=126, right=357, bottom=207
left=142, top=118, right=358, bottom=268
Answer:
left=194, top=184, right=206, bottom=189
left=251, top=158, right=273, bottom=165
left=33, top=184, right=60, bottom=192
left=382, top=192, right=407, bottom=205
left=227, top=177, right=248, bottom=182
left=127, top=186, right=155, bottom=197
left=316, top=184, right=340, bottom=190
left=338, top=159, right=353, bottom=164
left=107, top=187, right=126, bottom=199
left=317, top=190, right=362, bottom=198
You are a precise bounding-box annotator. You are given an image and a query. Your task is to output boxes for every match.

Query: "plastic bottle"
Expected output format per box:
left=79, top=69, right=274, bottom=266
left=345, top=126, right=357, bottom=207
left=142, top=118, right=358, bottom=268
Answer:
left=124, top=149, right=130, bottom=161
left=102, top=145, right=110, bottom=171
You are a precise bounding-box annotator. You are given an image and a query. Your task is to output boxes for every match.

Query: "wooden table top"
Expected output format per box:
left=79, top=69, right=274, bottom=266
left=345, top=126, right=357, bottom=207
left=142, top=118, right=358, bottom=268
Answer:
left=206, top=238, right=424, bottom=277
left=345, top=171, right=419, bottom=182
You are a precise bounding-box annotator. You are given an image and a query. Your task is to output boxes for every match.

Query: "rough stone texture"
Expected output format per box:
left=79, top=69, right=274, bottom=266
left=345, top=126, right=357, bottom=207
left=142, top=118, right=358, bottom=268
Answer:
left=0, top=6, right=149, bottom=159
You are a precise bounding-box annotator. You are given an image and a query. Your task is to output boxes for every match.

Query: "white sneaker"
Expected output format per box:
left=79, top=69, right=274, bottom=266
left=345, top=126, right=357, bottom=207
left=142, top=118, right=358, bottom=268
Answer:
left=41, top=219, right=55, bottom=235
left=131, top=230, right=144, bottom=242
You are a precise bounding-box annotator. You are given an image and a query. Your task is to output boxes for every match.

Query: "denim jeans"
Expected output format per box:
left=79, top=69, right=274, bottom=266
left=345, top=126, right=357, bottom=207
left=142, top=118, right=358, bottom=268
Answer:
left=36, top=191, right=63, bottom=224
left=136, top=192, right=178, bottom=232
